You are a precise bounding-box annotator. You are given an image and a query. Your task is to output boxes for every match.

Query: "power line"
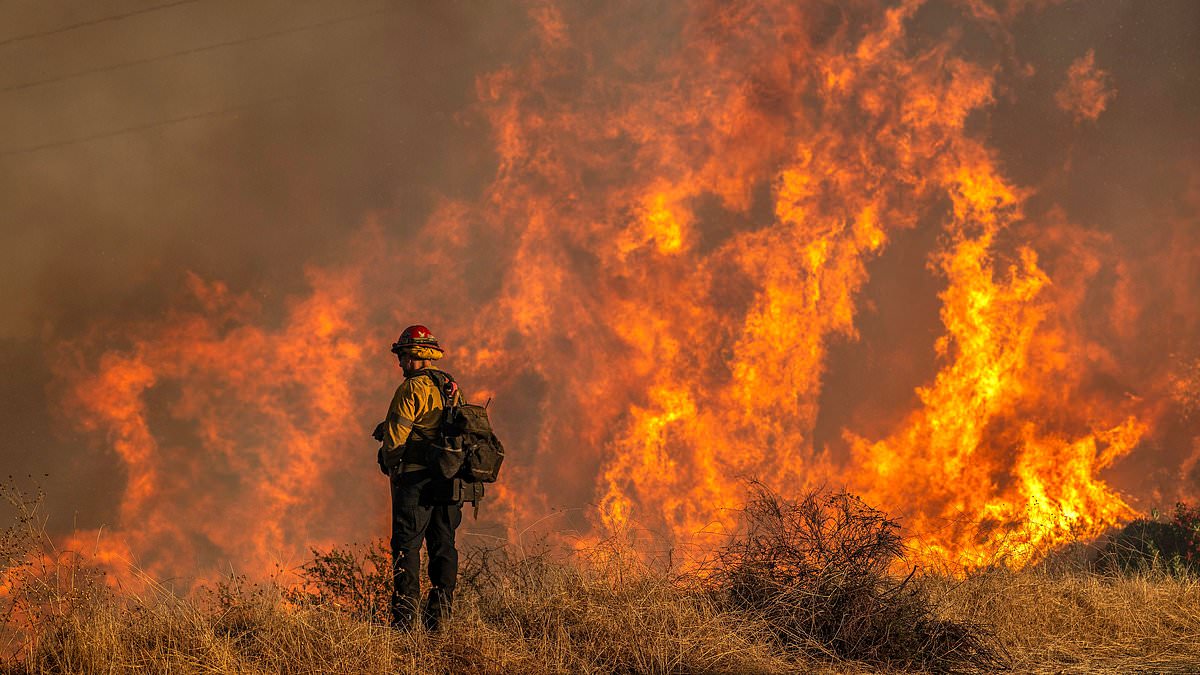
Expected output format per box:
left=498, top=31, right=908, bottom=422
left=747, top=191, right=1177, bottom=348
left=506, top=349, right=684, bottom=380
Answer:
left=0, top=73, right=394, bottom=159
left=2, top=6, right=396, bottom=94
left=0, top=1, right=206, bottom=49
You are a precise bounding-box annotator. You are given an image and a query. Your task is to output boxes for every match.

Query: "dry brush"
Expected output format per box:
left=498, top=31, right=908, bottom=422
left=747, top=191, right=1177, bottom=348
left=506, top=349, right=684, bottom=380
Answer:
left=4, top=479, right=1200, bottom=674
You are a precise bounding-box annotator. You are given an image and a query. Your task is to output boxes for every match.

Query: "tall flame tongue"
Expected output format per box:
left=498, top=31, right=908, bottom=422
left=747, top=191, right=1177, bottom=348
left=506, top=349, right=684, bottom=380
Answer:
left=50, top=0, right=1196, bottom=580
left=847, top=172, right=1144, bottom=568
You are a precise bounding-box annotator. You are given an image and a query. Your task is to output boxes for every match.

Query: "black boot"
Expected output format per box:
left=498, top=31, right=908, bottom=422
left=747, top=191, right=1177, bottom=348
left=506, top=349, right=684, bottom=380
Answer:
left=390, top=594, right=419, bottom=632
left=422, top=587, right=453, bottom=631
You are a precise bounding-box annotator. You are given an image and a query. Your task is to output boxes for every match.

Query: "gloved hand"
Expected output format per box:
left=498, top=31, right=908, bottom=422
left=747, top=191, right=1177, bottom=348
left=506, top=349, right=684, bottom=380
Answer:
left=372, top=421, right=387, bottom=442
left=377, top=447, right=391, bottom=476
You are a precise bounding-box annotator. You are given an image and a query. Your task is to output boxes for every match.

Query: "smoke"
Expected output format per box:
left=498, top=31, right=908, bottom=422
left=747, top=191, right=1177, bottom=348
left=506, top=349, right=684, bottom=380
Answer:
left=0, top=0, right=525, bottom=548
left=1055, top=50, right=1115, bottom=123
left=1, top=0, right=1198, bottom=578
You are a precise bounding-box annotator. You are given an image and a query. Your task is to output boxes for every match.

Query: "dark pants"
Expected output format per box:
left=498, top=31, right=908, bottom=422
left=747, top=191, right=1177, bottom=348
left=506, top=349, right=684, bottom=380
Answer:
left=390, top=469, right=462, bottom=629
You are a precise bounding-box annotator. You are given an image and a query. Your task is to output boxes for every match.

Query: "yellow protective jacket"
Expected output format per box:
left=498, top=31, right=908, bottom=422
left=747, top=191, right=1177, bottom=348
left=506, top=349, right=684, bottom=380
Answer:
left=379, top=368, right=460, bottom=472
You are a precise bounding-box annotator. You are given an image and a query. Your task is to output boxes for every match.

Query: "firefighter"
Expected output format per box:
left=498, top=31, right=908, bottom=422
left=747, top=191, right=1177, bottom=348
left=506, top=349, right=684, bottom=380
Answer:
left=373, top=324, right=463, bottom=631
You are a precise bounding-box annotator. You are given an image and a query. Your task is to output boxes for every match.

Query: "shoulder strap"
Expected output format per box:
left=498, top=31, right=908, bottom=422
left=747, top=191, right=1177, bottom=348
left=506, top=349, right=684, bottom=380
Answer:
left=413, top=369, right=458, bottom=406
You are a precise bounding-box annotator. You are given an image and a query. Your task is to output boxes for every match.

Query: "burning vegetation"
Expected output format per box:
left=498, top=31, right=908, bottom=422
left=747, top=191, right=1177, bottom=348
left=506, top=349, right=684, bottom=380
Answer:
left=6, top=0, right=1196, bottom=603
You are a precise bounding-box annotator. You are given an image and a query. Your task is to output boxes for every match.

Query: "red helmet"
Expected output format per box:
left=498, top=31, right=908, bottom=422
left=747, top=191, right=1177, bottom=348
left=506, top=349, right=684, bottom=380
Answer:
left=391, top=324, right=441, bottom=353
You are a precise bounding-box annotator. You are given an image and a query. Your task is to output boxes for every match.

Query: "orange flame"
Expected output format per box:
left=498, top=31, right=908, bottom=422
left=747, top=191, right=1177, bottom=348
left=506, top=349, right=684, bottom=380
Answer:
left=48, top=1, right=1199, bottom=580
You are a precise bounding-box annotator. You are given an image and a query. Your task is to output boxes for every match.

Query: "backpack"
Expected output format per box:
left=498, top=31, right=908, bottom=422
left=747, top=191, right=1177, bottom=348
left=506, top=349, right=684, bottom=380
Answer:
left=415, top=369, right=505, bottom=485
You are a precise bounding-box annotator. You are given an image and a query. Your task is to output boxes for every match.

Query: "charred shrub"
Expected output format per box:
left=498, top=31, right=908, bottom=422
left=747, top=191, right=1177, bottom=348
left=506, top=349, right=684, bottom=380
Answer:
left=706, top=485, right=1006, bottom=673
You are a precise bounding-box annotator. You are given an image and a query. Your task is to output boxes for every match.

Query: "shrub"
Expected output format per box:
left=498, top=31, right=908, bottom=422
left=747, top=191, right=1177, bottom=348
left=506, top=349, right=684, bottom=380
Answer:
left=1172, top=502, right=1200, bottom=562
left=704, top=484, right=1007, bottom=673
left=281, top=540, right=392, bottom=623
left=1099, top=502, right=1200, bottom=576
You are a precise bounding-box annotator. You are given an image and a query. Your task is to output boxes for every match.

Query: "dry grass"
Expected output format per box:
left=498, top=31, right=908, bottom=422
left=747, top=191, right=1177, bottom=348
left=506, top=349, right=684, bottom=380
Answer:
left=456, top=540, right=795, bottom=674
left=5, top=479, right=1200, bottom=674
left=932, top=568, right=1200, bottom=674
left=1, top=548, right=799, bottom=674
left=1, top=475, right=797, bottom=674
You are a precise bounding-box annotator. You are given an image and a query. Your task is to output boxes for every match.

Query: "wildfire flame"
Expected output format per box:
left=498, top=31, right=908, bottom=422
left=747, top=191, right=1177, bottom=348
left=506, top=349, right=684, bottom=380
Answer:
left=42, top=0, right=1200, bottom=579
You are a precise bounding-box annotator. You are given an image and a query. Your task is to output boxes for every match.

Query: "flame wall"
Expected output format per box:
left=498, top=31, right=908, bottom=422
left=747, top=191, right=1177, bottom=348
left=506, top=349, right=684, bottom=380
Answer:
left=4, top=0, right=1199, bottom=578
